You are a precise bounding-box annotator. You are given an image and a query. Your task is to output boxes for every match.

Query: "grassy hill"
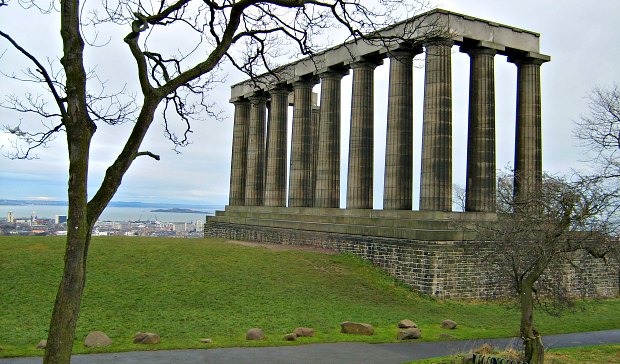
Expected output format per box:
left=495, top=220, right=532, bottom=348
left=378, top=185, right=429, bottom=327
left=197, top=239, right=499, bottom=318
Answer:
left=1, top=236, right=619, bottom=357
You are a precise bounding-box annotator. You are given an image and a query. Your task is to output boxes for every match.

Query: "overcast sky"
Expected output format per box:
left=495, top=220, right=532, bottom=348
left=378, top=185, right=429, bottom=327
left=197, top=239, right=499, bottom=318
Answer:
left=1, top=0, right=619, bottom=208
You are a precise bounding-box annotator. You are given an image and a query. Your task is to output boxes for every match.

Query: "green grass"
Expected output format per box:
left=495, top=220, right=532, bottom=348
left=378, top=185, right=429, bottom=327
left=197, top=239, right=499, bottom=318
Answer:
left=407, top=344, right=620, bottom=363
left=1, top=236, right=619, bottom=358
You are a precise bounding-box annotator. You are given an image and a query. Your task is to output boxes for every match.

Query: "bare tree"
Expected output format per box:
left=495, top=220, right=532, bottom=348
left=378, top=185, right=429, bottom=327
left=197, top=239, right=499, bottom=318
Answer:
left=473, top=171, right=615, bottom=364
left=575, top=84, right=620, bottom=182
left=574, top=83, right=620, bottom=308
left=0, top=1, right=447, bottom=362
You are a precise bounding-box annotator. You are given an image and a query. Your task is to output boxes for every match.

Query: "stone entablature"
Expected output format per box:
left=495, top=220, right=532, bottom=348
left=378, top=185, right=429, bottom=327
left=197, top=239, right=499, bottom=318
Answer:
left=229, top=9, right=548, bottom=101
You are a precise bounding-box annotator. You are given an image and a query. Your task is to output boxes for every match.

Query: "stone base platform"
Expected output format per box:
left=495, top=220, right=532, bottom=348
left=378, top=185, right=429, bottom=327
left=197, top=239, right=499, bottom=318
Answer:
left=205, top=206, right=619, bottom=299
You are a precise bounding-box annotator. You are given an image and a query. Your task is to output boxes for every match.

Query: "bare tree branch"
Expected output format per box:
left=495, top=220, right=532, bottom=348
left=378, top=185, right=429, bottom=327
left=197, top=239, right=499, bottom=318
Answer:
left=136, top=150, right=160, bottom=160
left=0, top=30, right=67, bottom=118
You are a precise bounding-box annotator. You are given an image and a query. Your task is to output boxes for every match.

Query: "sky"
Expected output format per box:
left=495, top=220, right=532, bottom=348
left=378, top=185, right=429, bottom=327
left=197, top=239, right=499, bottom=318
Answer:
left=1, top=0, right=619, bottom=207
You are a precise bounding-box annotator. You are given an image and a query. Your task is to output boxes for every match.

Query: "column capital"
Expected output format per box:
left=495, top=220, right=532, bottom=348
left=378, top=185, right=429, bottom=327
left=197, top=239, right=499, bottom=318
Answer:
left=231, top=97, right=250, bottom=106
left=293, top=75, right=319, bottom=87
left=423, top=39, right=455, bottom=49
left=268, top=85, right=292, bottom=97
left=350, top=58, right=383, bottom=70
left=386, top=46, right=423, bottom=61
left=507, top=52, right=551, bottom=66
left=248, top=92, right=267, bottom=104
left=460, top=45, right=498, bottom=57
left=318, top=67, right=350, bottom=80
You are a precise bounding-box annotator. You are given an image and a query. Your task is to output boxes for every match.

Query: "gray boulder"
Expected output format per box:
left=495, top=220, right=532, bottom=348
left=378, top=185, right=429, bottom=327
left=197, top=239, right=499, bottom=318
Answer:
left=246, top=328, right=265, bottom=340
left=397, top=328, right=422, bottom=340
left=133, top=332, right=161, bottom=344
left=398, top=319, right=417, bottom=328
left=293, top=327, right=315, bottom=337
left=340, top=321, right=374, bottom=335
left=283, top=333, right=297, bottom=341
left=441, top=319, right=457, bottom=329
left=36, top=340, right=47, bottom=349
left=84, top=331, right=112, bottom=348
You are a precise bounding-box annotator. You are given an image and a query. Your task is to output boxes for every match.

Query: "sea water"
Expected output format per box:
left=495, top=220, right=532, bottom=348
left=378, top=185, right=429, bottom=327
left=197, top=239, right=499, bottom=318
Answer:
left=2, top=204, right=222, bottom=223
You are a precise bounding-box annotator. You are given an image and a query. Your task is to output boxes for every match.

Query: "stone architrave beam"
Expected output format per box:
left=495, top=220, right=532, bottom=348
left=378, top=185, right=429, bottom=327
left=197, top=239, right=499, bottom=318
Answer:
left=229, top=9, right=548, bottom=101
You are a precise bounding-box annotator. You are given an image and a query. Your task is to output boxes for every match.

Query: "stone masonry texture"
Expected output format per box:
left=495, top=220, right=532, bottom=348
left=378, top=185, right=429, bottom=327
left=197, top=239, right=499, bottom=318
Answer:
left=205, top=221, right=618, bottom=300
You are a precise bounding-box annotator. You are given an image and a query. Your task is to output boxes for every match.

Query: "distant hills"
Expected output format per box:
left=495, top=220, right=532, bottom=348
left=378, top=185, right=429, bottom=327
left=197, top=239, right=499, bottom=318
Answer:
left=150, top=208, right=210, bottom=214
left=0, top=199, right=222, bottom=210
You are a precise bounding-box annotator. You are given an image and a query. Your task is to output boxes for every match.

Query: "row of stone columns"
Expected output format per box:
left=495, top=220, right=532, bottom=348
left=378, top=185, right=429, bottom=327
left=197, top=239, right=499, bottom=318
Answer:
left=229, top=43, right=546, bottom=212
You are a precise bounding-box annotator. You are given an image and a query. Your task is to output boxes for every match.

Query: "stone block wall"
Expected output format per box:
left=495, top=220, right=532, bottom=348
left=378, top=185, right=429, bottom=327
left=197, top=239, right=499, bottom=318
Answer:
left=205, top=222, right=619, bottom=300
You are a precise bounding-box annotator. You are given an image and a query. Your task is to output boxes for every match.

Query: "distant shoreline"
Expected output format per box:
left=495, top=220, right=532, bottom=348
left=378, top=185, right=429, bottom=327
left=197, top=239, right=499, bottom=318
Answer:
left=150, top=208, right=209, bottom=214
left=0, top=199, right=222, bottom=209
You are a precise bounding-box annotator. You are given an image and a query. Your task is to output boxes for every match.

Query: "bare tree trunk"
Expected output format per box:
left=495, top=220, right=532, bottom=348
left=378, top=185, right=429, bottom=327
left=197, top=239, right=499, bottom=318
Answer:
left=43, top=89, right=94, bottom=364
left=43, top=232, right=91, bottom=364
left=520, top=279, right=545, bottom=364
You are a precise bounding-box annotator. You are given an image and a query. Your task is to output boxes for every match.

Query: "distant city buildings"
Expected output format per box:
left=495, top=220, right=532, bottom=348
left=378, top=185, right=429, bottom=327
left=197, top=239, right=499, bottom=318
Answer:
left=1, top=211, right=204, bottom=238
left=55, top=215, right=67, bottom=224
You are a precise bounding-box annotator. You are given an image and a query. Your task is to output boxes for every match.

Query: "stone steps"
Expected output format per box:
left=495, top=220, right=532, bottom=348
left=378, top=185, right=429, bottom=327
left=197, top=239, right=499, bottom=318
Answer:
left=208, top=206, right=496, bottom=241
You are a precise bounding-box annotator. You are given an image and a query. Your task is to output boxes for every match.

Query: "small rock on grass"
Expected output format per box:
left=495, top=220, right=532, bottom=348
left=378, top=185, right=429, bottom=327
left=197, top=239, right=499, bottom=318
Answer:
left=397, top=328, right=422, bottom=340
left=246, top=328, right=265, bottom=340
left=283, top=333, right=297, bottom=341
left=200, top=338, right=213, bottom=344
left=340, top=322, right=374, bottom=335
left=293, top=327, right=315, bottom=337
left=84, top=331, right=113, bottom=348
left=441, top=319, right=457, bottom=329
left=133, top=332, right=160, bottom=344
left=36, top=340, right=47, bottom=349
left=398, top=319, right=417, bottom=329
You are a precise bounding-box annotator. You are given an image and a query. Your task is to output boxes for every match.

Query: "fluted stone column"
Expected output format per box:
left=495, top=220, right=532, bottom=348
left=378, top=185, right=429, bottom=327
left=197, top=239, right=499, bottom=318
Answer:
left=264, top=86, right=290, bottom=207
left=512, top=56, right=546, bottom=202
left=244, top=94, right=267, bottom=206
left=310, top=105, right=320, bottom=206
left=420, top=42, right=453, bottom=211
left=229, top=99, right=250, bottom=206
left=315, top=70, right=348, bottom=208
left=384, top=48, right=418, bottom=210
left=289, top=79, right=316, bottom=207
left=464, top=46, right=497, bottom=212
left=347, top=60, right=381, bottom=209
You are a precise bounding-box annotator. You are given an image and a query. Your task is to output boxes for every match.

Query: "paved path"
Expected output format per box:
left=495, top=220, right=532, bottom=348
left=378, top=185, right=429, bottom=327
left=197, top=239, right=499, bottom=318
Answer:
left=2, top=329, right=619, bottom=364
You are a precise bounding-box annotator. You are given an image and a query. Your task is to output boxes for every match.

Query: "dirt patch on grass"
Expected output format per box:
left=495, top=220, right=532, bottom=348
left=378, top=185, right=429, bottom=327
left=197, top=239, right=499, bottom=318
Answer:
left=224, top=239, right=337, bottom=254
